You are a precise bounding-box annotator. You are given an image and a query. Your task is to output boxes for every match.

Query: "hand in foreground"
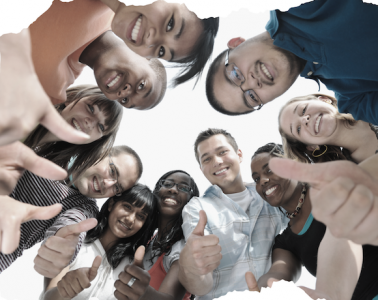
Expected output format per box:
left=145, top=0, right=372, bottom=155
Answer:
left=179, top=210, right=222, bottom=276
left=34, top=218, right=98, bottom=278
left=57, top=255, right=102, bottom=298
left=0, top=141, right=67, bottom=195
left=0, top=29, right=89, bottom=146
left=270, top=158, right=378, bottom=245
left=245, top=272, right=279, bottom=293
left=114, top=246, right=150, bottom=300
left=0, top=195, right=62, bottom=254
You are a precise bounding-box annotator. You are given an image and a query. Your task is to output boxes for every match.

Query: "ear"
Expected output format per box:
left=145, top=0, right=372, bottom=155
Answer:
left=227, top=37, right=246, bottom=49
left=237, top=149, right=243, bottom=163
left=108, top=198, right=115, bottom=212
left=306, top=145, right=319, bottom=152
left=317, top=96, right=333, bottom=104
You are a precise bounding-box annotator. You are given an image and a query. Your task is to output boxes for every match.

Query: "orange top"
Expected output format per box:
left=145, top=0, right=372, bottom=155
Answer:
left=29, top=0, right=114, bottom=104
left=148, top=253, right=191, bottom=300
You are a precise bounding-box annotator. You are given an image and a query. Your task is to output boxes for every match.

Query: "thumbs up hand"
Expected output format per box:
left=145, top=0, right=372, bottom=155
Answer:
left=34, top=218, right=98, bottom=278
left=114, top=246, right=151, bottom=300
left=179, top=210, right=222, bottom=277
left=57, top=255, right=102, bottom=299
left=245, top=272, right=260, bottom=292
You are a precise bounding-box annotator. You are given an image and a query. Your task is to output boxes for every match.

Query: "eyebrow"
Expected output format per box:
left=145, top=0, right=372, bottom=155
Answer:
left=113, top=164, right=124, bottom=192
left=252, top=162, right=269, bottom=177
left=175, top=18, right=185, bottom=41
left=200, top=146, right=226, bottom=160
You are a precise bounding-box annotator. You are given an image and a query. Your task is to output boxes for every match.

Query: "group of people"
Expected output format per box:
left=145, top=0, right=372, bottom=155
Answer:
left=1, top=0, right=378, bottom=299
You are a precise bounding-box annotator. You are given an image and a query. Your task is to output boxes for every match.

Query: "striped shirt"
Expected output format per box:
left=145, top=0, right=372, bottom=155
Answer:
left=0, top=171, right=98, bottom=273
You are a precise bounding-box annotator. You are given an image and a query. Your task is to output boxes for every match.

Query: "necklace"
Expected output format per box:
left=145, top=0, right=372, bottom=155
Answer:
left=285, top=183, right=307, bottom=219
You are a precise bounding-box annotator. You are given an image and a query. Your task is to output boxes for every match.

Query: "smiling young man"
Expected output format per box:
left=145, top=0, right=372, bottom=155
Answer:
left=206, top=0, right=378, bottom=124
left=0, top=145, right=142, bottom=277
left=178, top=129, right=287, bottom=299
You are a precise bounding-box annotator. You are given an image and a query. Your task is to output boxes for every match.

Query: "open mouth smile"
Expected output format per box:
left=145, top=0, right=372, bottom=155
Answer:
left=214, top=167, right=229, bottom=176
left=93, top=176, right=101, bottom=193
left=315, top=114, right=323, bottom=134
left=164, top=198, right=178, bottom=206
left=264, top=185, right=278, bottom=197
left=72, top=119, right=83, bottom=132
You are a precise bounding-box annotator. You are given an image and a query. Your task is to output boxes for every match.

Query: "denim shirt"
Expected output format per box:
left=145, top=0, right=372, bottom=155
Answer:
left=266, top=0, right=378, bottom=125
left=182, top=183, right=288, bottom=300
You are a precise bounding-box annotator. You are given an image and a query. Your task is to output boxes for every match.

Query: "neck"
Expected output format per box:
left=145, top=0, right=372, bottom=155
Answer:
left=221, top=176, right=245, bottom=195
left=157, top=214, right=178, bottom=242
left=99, top=0, right=121, bottom=12
left=99, top=229, right=119, bottom=252
left=280, top=182, right=304, bottom=214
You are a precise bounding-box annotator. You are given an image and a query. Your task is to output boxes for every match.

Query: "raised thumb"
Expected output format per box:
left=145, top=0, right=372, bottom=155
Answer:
left=192, top=210, right=207, bottom=236
left=24, top=204, right=62, bottom=223
left=133, top=246, right=145, bottom=269
left=88, top=255, right=102, bottom=282
left=245, top=271, right=260, bottom=292
left=56, top=218, right=98, bottom=239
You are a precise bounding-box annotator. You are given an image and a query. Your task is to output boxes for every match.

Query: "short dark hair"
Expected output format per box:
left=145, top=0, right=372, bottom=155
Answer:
left=172, top=17, right=219, bottom=87
left=111, top=145, right=143, bottom=180
left=148, top=58, right=167, bottom=109
left=252, top=143, right=284, bottom=160
left=194, top=128, right=238, bottom=163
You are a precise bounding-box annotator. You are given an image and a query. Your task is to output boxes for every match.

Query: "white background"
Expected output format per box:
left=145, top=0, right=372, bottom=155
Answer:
left=0, top=0, right=352, bottom=299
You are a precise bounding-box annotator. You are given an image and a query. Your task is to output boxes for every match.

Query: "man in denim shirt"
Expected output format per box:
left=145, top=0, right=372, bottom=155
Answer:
left=206, top=0, right=378, bottom=125
left=178, top=129, right=288, bottom=299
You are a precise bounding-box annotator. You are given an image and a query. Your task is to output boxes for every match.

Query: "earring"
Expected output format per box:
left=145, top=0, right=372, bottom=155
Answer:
left=312, top=145, right=328, bottom=157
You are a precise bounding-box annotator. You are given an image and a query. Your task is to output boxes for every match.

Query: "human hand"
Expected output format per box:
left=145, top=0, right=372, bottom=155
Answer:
left=270, top=158, right=378, bottom=245
left=245, top=271, right=280, bottom=292
left=34, top=218, right=98, bottom=278
left=0, top=29, right=90, bottom=146
left=179, top=210, right=222, bottom=276
left=0, top=141, right=67, bottom=195
left=57, top=255, right=102, bottom=298
left=114, top=246, right=150, bottom=300
left=0, top=195, right=62, bottom=254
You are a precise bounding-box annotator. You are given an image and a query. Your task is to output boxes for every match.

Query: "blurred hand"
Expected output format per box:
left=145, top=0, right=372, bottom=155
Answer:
left=0, top=195, right=62, bottom=254
left=0, top=29, right=89, bottom=146
left=114, top=246, right=150, bottom=300
left=57, top=255, right=102, bottom=298
left=270, top=158, right=378, bottom=245
left=34, top=218, right=98, bottom=278
left=0, top=141, right=67, bottom=195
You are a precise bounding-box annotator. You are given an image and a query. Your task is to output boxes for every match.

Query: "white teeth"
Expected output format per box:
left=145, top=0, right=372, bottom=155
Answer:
left=265, top=186, right=277, bottom=196
left=72, top=119, right=82, bottom=131
left=131, top=16, right=142, bottom=42
left=215, top=168, right=227, bottom=175
left=93, top=177, right=100, bottom=192
left=164, top=198, right=177, bottom=205
left=107, top=74, right=121, bottom=88
left=120, top=221, right=130, bottom=230
left=261, top=63, right=273, bottom=80
left=315, top=115, right=322, bottom=133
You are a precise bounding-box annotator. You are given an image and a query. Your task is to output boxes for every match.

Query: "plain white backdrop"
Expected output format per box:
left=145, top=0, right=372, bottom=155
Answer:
left=0, top=0, right=349, bottom=299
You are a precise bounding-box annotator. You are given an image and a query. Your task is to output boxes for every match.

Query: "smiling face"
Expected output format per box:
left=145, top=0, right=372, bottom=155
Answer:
left=212, top=35, right=301, bottom=114
left=251, top=152, right=295, bottom=207
left=279, top=97, right=338, bottom=146
left=93, top=44, right=162, bottom=110
left=197, top=134, right=244, bottom=194
left=106, top=200, right=148, bottom=241
left=111, top=1, right=203, bottom=62
left=157, top=172, right=192, bottom=218
left=74, top=153, right=139, bottom=198
left=61, top=97, right=107, bottom=143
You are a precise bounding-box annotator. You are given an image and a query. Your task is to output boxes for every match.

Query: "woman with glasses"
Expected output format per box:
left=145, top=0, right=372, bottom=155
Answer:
left=114, top=170, right=200, bottom=300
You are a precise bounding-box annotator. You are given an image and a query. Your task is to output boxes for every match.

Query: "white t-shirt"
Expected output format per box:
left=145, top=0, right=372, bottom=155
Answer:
left=226, top=187, right=252, bottom=212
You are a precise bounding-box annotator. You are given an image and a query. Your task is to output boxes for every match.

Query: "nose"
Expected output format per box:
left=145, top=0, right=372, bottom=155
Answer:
left=83, top=116, right=97, bottom=130
left=213, top=155, right=223, bottom=166
left=117, top=84, right=132, bottom=98
left=301, top=114, right=310, bottom=125
left=128, top=213, right=136, bottom=226
left=242, top=72, right=262, bottom=90
left=168, top=184, right=179, bottom=194
left=261, top=177, right=270, bottom=186
left=103, top=178, right=117, bottom=188
left=145, top=27, right=160, bottom=55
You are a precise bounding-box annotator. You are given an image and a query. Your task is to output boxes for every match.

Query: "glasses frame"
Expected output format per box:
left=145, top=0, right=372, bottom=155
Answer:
left=159, top=179, right=193, bottom=194
left=109, top=154, right=123, bottom=197
left=225, top=49, right=264, bottom=111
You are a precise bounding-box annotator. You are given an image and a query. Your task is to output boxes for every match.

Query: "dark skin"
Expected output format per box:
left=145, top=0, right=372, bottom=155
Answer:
left=115, top=172, right=191, bottom=300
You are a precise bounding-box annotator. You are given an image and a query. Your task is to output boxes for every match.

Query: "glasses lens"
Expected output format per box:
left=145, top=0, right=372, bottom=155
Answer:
left=177, top=184, right=191, bottom=193
left=226, top=64, right=244, bottom=87
left=244, top=89, right=263, bottom=110
left=161, top=180, right=174, bottom=189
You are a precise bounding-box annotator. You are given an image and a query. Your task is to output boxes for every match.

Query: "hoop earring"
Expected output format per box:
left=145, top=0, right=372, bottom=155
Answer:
left=312, top=145, right=328, bottom=157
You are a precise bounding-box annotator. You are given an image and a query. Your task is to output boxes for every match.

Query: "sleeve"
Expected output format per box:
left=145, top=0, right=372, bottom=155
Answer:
left=272, top=230, right=290, bottom=251
left=163, top=239, right=185, bottom=272
left=181, top=197, right=211, bottom=241
left=43, top=201, right=99, bottom=264
left=336, top=91, right=378, bottom=125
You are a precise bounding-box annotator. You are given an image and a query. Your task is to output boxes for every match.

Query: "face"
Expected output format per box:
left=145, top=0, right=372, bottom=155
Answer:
left=111, top=1, right=203, bottom=62
left=93, top=44, right=162, bottom=110
left=61, top=97, right=107, bottom=143
left=279, top=97, right=338, bottom=146
left=197, top=134, right=243, bottom=193
left=157, top=172, right=192, bottom=217
left=251, top=153, right=294, bottom=207
left=106, top=200, right=147, bottom=240
left=74, top=153, right=139, bottom=198
left=213, top=37, right=301, bottom=114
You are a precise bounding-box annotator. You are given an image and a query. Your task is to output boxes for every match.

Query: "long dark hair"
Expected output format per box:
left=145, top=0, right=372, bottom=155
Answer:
left=85, top=184, right=157, bottom=269
left=24, top=84, right=123, bottom=181
left=148, top=170, right=199, bottom=264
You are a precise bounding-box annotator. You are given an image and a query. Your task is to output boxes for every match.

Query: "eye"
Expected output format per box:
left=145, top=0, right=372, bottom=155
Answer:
left=124, top=203, right=131, bottom=210
left=297, top=125, right=301, bottom=135
left=121, top=98, right=128, bottom=104
left=202, top=157, right=210, bottom=163
left=302, top=105, right=307, bottom=116
left=138, top=81, right=146, bottom=90
left=167, top=16, right=174, bottom=31
left=267, top=169, right=272, bottom=173
left=246, top=90, right=259, bottom=104
left=231, top=67, right=241, bottom=81
left=88, top=104, right=94, bottom=113
left=138, top=214, right=146, bottom=221
left=254, top=176, right=260, bottom=183
left=99, top=124, right=105, bottom=132
left=158, top=46, right=165, bottom=58
left=220, top=150, right=227, bottom=155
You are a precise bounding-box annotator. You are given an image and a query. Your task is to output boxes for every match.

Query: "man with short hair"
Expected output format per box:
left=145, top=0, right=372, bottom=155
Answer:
left=0, top=145, right=143, bottom=277
left=178, top=128, right=287, bottom=299
left=206, top=0, right=378, bottom=124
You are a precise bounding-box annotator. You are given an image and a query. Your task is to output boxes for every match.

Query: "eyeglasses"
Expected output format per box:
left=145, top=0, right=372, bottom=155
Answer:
left=159, top=180, right=193, bottom=194
left=225, top=49, right=264, bottom=111
left=109, top=155, right=123, bottom=197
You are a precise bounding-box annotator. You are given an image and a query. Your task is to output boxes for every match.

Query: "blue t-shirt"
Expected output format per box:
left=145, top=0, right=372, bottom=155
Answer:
left=266, top=0, right=378, bottom=124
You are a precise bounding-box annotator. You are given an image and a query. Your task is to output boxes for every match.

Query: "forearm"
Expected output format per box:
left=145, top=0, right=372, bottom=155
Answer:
left=178, top=266, right=213, bottom=296
left=359, top=154, right=378, bottom=181
left=41, top=287, right=68, bottom=300
left=257, top=270, right=297, bottom=289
